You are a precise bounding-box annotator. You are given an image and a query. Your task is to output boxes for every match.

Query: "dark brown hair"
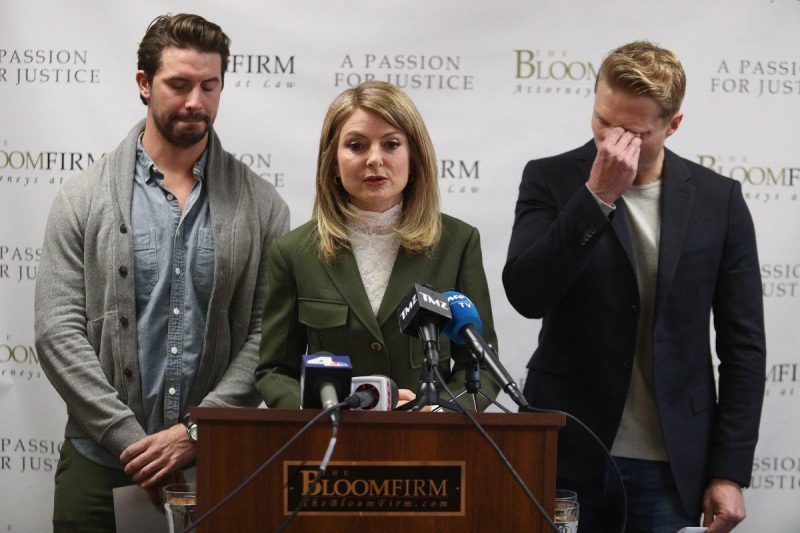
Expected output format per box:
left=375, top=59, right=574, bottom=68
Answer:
left=137, top=13, right=230, bottom=104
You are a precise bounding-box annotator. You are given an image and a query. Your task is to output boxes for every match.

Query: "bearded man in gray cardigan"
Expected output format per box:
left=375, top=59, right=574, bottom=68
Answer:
left=34, top=14, right=289, bottom=531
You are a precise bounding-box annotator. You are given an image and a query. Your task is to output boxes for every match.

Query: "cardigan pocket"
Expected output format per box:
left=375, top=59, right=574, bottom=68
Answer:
left=298, top=298, right=350, bottom=353
left=86, top=311, right=120, bottom=390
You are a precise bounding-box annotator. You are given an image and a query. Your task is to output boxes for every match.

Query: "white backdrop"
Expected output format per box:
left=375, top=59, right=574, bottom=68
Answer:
left=1, top=1, right=798, bottom=531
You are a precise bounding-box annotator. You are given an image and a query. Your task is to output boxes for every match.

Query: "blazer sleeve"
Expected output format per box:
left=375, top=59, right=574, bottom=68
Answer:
left=255, top=236, right=305, bottom=408
left=708, top=180, right=766, bottom=486
left=446, top=226, right=501, bottom=407
left=503, top=159, right=612, bottom=318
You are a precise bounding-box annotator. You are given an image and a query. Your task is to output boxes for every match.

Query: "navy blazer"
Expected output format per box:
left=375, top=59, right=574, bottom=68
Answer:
left=503, top=141, right=765, bottom=516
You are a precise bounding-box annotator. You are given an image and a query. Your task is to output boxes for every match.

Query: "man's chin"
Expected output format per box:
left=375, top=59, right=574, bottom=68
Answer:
left=167, top=124, right=210, bottom=147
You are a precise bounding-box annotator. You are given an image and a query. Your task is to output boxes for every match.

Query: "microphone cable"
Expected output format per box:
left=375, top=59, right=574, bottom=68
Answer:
left=432, top=366, right=560, bottom=533
left=184, top=402, right=346, bottom=532
left=278, top=388, right=392, bottom=531
left=469, top=363, right=628, bottom=533
left=520, top=404, right=628, bottom=533
left=275, top=420, right=340, bottom=532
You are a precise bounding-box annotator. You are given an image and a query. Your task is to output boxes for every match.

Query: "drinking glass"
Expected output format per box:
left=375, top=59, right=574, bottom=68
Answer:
left=554, top=500, right=579, bottom=533
left=162, top=482, right=196, bottom=533
left=555, top=489, right=578, bottom=503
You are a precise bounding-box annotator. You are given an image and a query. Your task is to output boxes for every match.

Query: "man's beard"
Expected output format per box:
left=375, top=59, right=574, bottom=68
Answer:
left=153, top=109, right=213, bottom=148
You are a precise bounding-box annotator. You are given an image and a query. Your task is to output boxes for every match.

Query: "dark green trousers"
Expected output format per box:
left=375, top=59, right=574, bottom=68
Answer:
left=53, top=440, right=133, bottom=533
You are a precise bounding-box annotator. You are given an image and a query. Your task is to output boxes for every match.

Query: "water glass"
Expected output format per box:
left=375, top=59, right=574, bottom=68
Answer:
left=162, top=482, right=196, bottom=533
left=554, top=500, right=579, bottom=533
left=555, top=489, right=578, bottom=503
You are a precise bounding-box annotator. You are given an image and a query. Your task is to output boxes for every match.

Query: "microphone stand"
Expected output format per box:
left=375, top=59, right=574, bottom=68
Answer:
left=452, top=349, right=512, bottom=413
left=410, top=356, right=441, bottom=410
left=454, top=359, right=481, bottom=411
left=397, top=333, right=460, bottom=412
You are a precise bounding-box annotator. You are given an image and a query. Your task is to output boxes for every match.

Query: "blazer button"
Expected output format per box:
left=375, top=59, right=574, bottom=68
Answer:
left=120, top=223, right=128, bottom=234
left=630, top=304, right=639, bottom=315
left=120, top=315, right=129, bottom=327
left=620, top=362, right=631, bottom=374
left=370, top=342, right=382, bottom=352
left=119, top=266, right=128, bottom=277
left=123, top=368, right=133, bottom=377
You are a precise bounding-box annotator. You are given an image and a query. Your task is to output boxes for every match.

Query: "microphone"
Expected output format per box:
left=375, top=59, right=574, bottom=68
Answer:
left=442, top=291, right=529, bottom=408
left=300, top=353, right=353, bottom=426
left=397, top=283, right=452, bottom=366
left=347, top=375, right=399, bottom=411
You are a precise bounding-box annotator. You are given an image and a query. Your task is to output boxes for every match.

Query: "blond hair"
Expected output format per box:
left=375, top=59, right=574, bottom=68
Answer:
left=597, top=41, right=686, bottom=118
left=313, top=81, right=441, bottom=260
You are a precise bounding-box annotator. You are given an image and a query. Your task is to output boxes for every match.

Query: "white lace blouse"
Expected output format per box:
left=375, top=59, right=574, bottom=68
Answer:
left=346, top=203, right=402, bottom=316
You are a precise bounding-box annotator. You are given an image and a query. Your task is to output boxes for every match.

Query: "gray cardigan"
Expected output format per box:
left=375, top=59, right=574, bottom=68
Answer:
left=34, top=120, right=289, bottom=459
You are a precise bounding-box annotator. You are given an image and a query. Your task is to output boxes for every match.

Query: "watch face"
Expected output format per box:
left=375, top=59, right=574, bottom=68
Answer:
left=188, top=423, right=198, bottom=443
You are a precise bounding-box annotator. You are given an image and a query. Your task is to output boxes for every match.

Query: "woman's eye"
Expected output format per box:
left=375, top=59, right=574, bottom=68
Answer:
left=385, top=140, right=401, bottom=150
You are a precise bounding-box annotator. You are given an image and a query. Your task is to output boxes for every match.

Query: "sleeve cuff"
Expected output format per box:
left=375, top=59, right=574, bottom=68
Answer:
left=585, top=183, right=616, bottom=216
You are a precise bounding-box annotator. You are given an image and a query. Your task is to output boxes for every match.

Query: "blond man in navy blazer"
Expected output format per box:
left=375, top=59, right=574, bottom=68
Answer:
left=504, top=42, right=765, bottom=532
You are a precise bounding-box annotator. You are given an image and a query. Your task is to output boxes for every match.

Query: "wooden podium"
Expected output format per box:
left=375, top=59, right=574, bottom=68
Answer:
left=192, top=407, right=564, bottom=532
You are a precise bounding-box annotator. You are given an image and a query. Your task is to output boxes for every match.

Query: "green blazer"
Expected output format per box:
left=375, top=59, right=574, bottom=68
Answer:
left=255, top=213, right=499, bottom=408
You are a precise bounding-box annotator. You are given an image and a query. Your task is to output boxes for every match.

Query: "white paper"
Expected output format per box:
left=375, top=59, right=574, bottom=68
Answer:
left=113, top=467, right=196, bottom=533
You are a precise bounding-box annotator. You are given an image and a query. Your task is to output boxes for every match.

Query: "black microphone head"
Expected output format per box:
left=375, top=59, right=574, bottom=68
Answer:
left=300, top=353, right=353, bottom=408
left=397, top=283, right=452, bottom=338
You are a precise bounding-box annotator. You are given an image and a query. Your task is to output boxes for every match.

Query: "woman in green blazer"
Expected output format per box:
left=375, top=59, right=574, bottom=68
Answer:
left=255, top=81, right=499, bottom=409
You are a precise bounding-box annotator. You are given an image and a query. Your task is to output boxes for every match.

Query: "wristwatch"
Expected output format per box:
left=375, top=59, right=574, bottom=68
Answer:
left=183, top=415, right=198, bottom=444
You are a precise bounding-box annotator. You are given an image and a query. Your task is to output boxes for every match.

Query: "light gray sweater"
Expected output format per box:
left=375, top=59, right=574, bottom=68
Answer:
left=34, top=120, right=289, bottom=459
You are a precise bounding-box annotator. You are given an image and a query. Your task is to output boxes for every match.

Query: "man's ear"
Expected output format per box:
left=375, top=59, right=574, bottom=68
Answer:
left=135, top=70, right=151, bottom=103
left=666, top=111, right=684, bottom=138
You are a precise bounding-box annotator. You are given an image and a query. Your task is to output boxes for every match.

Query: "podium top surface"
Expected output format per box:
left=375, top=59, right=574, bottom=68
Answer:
left=192, top=407, right=566, bottom=429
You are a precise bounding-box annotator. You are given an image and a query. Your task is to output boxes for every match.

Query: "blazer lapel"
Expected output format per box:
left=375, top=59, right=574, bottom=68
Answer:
left=611, top=198, right=636, bottom=268
left=377, top=248, right=438, bottom=328
left=321, top=247, right=385, bottom=342
left=655, top=149, right=695, bottom=311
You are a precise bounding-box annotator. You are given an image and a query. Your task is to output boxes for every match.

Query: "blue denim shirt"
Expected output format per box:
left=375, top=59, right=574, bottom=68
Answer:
left=72, top=136, right=213, bottom=468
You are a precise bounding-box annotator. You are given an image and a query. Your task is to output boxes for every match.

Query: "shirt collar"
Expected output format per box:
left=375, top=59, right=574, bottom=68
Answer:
left=135, top=132, right=208, bottom=185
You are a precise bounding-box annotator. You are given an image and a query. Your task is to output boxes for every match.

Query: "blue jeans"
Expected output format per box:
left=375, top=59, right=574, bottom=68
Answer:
left=558, top=457, right=699, bottom=533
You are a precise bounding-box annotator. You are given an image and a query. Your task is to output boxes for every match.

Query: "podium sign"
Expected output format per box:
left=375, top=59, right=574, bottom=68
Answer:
left=283, top=460, right=466, bottom=515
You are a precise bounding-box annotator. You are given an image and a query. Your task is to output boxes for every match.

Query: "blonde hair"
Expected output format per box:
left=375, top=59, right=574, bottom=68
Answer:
left=313, top=81, right=441, bottom=260
left=597, top=41, right=686, bottom=118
